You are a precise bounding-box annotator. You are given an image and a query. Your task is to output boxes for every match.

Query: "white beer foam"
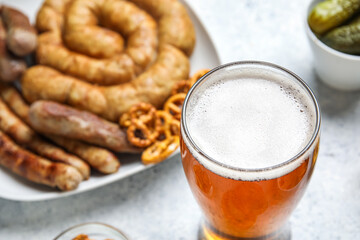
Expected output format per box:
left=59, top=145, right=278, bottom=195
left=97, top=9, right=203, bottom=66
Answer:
left=183, top=65, right=317, bottom=181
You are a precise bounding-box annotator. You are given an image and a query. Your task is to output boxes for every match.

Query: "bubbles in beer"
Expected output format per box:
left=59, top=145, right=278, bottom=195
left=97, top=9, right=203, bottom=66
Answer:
left=184, top=67, right=316, bottom=180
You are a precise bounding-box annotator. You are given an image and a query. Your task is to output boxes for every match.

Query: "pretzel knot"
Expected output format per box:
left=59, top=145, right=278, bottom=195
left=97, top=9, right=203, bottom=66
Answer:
left=141, top=136, right=180, bottom=165
left=170, top=118, right=180, bottom=136
left=129, top=102, right=157, bottom=124
left=171, top=80, right=192, bottom=96
left=124, top=103, right=160, bottom=147
left=119, top=112, right=131, bottom=128
left=155, top=110, right=174, bottom=140
left=164, top=93, right=186, bottom=121
left=189, top=69, right=210, bottom=86
left=156, top=110, right=181, bottom=137
left=127, top=118, right=160, bottom=148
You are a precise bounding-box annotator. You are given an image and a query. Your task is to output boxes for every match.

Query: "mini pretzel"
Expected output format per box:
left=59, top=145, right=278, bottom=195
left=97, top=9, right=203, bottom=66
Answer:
left=127, top=118, right=160, bottom=147
left=142, top=136, right=180, bottom=165
left=157, top=110, right=180, bottom=137
left=164, top=93, right=186, bottom=121
left=189, top=69, right=210, bottom=86
left=129, top=102, right=157, bottom=124
left=155, top=110, right=173, bottom=140
left=170, top=118, right=180, bottom=136
left=171, top=80, right=192, bottom=96
left=119, top=112, right=131, bottom=128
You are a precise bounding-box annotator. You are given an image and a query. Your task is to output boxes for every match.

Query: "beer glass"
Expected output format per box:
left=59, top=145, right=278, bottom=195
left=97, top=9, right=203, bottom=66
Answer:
left=180, top=61, right=320, bottom=240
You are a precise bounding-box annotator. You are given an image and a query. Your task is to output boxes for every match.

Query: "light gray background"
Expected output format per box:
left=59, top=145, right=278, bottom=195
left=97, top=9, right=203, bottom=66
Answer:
left=1, top=0, right=360, bottom=239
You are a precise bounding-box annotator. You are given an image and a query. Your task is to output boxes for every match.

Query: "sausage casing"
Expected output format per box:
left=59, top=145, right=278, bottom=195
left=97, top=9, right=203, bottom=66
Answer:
left=0, top=130, right=82, bottom=191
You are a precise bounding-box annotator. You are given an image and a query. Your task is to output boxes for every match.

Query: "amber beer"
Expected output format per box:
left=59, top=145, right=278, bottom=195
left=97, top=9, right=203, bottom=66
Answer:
left=180, top=62, right=320, bottom=239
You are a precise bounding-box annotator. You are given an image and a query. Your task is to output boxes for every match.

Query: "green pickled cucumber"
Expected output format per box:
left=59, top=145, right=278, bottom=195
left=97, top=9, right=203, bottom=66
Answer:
left=308, top=0, right=360, bottom=35
left=322, top=16, right=360, bottom=54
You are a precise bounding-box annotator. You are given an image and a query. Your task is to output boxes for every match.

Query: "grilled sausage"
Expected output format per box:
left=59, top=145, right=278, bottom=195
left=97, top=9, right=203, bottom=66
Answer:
left=22, top=44, right=189, bottom=122
left=0, top=130, right=82, bottom=191
left=49, top=135, right=120, bottom=174
left=0, top=96, right=90, bottom=179
left=29, top=100, right=139, bottom=153
left=0, top=18, right=26, bottom=82
left=0, top=84, right=121, bottom=174
left=2, top=6, right=37, bottom=56
left=0, top=84, right=30, bottom=122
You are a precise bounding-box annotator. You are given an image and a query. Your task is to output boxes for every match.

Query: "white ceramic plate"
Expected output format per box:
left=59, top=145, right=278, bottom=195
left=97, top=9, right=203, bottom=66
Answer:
left=0, top=0, right=220, bottom=201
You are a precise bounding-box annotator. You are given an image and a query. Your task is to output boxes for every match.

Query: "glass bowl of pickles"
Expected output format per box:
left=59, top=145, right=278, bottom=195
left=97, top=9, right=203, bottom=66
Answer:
left=306, top=0, right=360, bottom=91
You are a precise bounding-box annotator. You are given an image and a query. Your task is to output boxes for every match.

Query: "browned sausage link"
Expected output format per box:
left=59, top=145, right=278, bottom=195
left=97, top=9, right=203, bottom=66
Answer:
left=0, top=130, right=82, bottom=191
left=2, top=6, right=37, bottom=56
left=0, top=97, right=90, bottom=179
left=49, top=135, right=120, bottom=174
left=29, top=100, right=141, bottom=153
left=0, top=83, right=30, bottom=123
left=26, top=137, right=90, bottom=180
left=0, top=18, right=26, bottom=82
left=0, top=84, right=121, bottom=173
left=130, top=0, right=196, bottom=56
left=36, top=0, right=73, bottom=33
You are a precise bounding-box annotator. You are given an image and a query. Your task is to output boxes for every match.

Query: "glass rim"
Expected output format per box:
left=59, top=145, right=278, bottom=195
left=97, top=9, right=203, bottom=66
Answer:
left=181, top=60, right=321, bottom=173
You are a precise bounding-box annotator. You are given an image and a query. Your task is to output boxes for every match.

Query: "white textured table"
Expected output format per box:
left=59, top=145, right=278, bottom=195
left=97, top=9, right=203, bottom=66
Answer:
left=1, top=0, right=360, bottom=239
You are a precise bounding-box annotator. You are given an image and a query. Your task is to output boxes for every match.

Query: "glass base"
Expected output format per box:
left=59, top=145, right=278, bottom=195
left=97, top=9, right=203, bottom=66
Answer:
left=198, top=221, right=291, bottom=240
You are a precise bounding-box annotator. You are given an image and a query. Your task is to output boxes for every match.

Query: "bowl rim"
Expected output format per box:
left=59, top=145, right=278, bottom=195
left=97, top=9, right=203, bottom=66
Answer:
left=53, top=222, right=129, bottom=240
left=305, top=0, right=360, bottom=61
